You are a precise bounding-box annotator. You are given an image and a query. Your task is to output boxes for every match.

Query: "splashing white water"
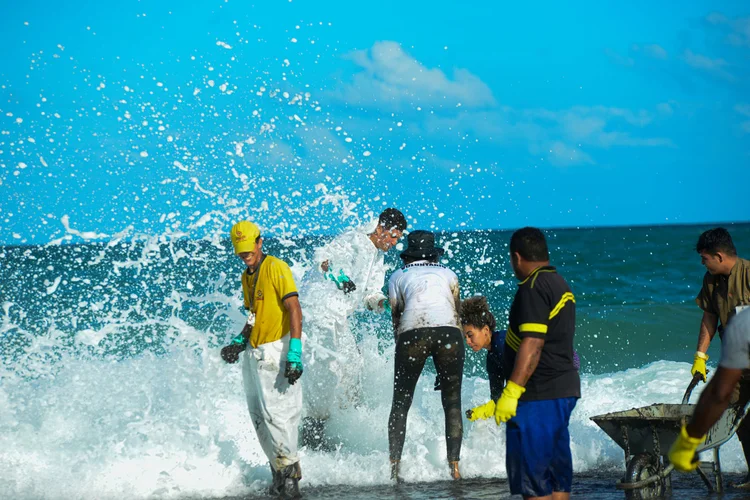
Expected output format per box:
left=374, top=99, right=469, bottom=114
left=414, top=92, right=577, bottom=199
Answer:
left=1, top=310, right=741, bottom=500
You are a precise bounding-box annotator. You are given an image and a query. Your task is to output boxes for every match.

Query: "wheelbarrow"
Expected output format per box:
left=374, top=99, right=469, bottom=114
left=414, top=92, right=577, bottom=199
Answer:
left=590, top=374, right=747, bottom=499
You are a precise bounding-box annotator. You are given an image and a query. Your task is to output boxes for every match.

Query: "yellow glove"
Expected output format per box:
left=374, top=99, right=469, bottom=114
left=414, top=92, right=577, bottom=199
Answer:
left=466, top=400, right=495, bottom=421
left=691, top=352, right=708, bottom=382
left=668, top=425, right=705, bottom=472
left=495, top=380, right=526, bottom=425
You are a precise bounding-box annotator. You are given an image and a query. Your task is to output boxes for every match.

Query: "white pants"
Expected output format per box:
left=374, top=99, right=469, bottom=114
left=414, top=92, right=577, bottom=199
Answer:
left=303, top=311, right=364, bottom=419
left=242, top=334, right=302, bottom=471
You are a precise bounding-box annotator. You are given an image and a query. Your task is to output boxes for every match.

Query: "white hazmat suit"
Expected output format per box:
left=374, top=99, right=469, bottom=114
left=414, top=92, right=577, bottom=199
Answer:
left=300, top=220, right=389, bottom=419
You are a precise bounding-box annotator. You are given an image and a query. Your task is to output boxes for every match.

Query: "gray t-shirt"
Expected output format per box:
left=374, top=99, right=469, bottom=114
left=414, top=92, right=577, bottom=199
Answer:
left=719, top=309, right=750, bottom=370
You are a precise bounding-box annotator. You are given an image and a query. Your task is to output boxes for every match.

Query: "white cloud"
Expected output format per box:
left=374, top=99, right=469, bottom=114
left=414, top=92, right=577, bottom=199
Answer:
left=657, top=102, right=674, bottom=115
left=605, top=48, right=634, bottom=67
left=735, top=104, right=750, bottom=134
left=525, top=106, right=665, bottom=148
left=706, top=12, right=750, bottom=48
left=547, top=142, right=593, bottom=167
left=683, top=50, right=736, bottom=82
left=608, top=44, right=667, bottom=67
left=418, top=104, right=672, bottom=166
left=644, top=44, right=668, bottom=60
left=335, top=41, right=495, bottom=109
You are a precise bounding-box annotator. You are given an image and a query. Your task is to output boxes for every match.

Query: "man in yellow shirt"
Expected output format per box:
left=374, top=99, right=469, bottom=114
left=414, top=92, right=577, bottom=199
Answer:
left=220, top=220, right=304, bottom=498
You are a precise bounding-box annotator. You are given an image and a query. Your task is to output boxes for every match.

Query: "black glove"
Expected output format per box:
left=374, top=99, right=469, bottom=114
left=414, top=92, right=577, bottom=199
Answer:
left=221, top=343, right=245, bottom=364
left=342, top=279, right=357, bottom=295
left=284, top=361, right=304, bottom=385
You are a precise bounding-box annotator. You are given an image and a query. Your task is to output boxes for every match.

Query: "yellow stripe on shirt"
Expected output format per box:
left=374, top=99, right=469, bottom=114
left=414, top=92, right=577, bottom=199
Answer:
left=519, top=323, right=549, bottom=334
left=530, top=269, right=556, bottom=289
left=549, top=292, right=576, bottom=320
left=505, top=327, right=521, bottom=351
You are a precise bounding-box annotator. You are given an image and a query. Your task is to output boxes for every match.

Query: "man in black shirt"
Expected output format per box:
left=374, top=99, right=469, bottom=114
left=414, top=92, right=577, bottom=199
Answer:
left=497, top=227, right=581, bottom=500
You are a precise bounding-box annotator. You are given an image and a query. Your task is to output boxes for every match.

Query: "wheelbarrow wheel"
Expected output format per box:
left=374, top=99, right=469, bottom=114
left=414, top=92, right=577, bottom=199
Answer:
left=624, top=453, right=664, bottom=500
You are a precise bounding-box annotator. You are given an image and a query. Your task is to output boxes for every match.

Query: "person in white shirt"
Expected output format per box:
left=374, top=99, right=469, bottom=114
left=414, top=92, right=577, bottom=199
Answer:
left=387, top=230, right=464, bottom=482
left=301, top=209, right=406, bottom=426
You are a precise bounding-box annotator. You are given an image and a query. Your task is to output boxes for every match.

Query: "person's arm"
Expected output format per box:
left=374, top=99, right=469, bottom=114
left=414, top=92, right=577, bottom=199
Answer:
left=314, top=233, right=349, bottom=275
left=283, top=295, right=302, bottom=340
left=466, top=347, right=504, bottom=422
left=271, top=259, right=304, bottom=383
left=669, top=367, right=743, bottom=472
left=669, top=310, right=750, bottom=472
left=282, top=294, right=303, bottom=384
left=221, top=274, right=254, bottom=364
left=690, top=310, right=750, bottom=435
left=363, top=255, right=387, bottom=311
left=221, top=322, right=253, bottom=364
left=388, top=273, right=402, bottom=340
left=391, top=306, right=402, bottom=334
left=239, top=322, right=252, bottom=343
left=451, top=275, right=461, bottom=318
left=696, top=310, right=719, bottom=352
left=687, top=366, right=743, bottom=437
left=691, top=311, right=719, bottom=382
left=494, top=285, right=552, bottom=424
left=508, top=337, right=545, bottom=386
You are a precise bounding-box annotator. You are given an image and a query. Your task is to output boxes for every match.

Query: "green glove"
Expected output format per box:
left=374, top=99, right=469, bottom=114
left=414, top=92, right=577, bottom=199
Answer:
left=495, top=380, right=526, bottom=425
left=285, top=337, right=303, bottom=384
left=221, top=332, right=248, bottom=364
left=230, top=332, right=248, bottom=347
left=466, top=400, right=495, bottom=421
left=326, top=269, right=357, bottom=294
left=383, top=300, right=392, bottom=313
left=668, top=425, right=704, bottom=472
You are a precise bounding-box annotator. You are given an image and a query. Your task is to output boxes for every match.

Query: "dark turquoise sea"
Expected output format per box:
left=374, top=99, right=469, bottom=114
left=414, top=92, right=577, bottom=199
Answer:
left=1, top=222, right=749, bottom=499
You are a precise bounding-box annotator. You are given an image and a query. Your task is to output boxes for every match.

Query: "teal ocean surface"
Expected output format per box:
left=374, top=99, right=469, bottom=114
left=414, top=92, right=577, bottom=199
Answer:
left=1, top=222, right=749, bottom=499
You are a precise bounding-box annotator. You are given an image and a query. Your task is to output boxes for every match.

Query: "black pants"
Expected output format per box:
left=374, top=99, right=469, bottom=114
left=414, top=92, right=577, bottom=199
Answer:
left=388, top=326, right=465, bottom=462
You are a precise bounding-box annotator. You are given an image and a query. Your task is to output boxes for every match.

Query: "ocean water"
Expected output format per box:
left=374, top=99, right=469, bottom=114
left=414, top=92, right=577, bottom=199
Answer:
left=1, top=222, right=750, bottom=499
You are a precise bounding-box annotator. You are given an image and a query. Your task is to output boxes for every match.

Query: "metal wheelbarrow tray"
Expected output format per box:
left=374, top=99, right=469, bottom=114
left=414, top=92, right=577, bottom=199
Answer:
left=590, top=377, right=746, bottom=499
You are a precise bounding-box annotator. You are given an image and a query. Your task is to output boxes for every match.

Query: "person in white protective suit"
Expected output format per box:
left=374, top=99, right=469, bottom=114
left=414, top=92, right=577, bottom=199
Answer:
left=301, top=208, right=407, bottom=428
left=220, top=220, right=305, bottom=499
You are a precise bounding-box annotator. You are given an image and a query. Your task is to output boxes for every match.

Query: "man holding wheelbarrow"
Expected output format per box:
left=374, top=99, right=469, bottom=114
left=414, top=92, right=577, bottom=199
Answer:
left=670, top=309, right=750, bottom=477
left=689, top=228, right=750, bottom=484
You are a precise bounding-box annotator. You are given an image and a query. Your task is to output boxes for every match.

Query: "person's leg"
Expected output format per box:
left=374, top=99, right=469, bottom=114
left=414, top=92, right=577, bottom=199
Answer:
left=332, top=317, right=364, bottom=409
left=242, top=347, right=279, bottom=466
left=255, top=337, right=304, bottom=496
left=548, top=398, right=577, bottom=500
left=432, top=327, right=465, bottom=477
left=301, top=314, right=340, bottom=421
left=521, top=494, right=566, bottom=500
left=388, top=330, right=430, bottom=464
left=507, top=399, right=556, bottom=499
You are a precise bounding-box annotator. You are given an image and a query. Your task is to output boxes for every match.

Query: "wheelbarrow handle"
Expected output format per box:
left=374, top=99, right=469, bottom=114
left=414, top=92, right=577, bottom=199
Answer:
left=682, top=370, right=709, bottom=404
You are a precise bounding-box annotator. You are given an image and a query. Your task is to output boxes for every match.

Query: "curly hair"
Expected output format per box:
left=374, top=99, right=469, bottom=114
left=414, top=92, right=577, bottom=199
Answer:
left=459, top=296, right=496, bottom=331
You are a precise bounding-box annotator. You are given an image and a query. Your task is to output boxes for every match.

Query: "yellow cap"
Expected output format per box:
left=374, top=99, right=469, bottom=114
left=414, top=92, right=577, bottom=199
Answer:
left=230, top=221, right=261, bottom=254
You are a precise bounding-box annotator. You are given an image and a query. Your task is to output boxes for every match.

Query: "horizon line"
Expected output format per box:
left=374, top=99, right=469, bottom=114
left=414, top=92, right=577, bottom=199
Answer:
left=2, top=219, right=750, bottom=249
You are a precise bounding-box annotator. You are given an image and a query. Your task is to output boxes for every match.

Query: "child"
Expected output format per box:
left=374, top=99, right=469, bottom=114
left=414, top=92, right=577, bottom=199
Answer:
left=460, top=295, right=579, bottom=421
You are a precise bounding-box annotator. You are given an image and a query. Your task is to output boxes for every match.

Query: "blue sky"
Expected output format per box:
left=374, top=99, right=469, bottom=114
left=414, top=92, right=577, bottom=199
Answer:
left=1, top=0, right=749, bottom=245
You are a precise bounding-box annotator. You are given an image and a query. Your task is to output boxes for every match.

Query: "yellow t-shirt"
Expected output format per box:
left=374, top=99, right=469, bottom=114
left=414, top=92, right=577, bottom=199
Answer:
left=241, top=255, right=299, bottom=348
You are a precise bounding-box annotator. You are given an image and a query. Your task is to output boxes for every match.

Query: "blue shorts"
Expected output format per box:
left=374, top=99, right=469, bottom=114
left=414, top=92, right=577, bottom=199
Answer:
left=506, top=397, right=577, bottom=497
